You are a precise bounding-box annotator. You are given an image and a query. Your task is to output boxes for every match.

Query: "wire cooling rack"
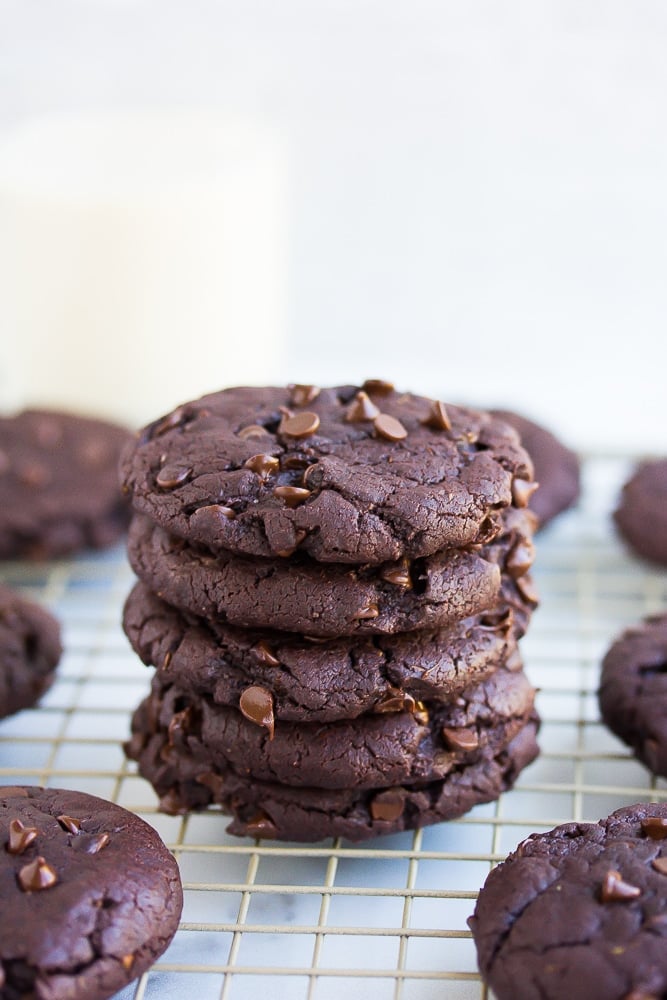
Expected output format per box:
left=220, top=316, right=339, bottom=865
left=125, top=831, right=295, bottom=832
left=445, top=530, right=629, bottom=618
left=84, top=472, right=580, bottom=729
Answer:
left=1, top=455, right=666, bottom=1000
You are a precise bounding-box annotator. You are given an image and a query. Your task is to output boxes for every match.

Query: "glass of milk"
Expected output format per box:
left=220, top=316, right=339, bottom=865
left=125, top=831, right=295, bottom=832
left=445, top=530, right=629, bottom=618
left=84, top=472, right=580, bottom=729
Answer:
left=0, top=110, right=287, bottom=427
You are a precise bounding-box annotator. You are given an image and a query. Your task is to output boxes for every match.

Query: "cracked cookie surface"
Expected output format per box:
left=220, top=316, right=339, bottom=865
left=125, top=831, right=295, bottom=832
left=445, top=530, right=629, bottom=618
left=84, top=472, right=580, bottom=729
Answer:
left=126, top=707, right=539, bottom=842
left=127, top=505, right=537, bottom=637
left=120, top=384, right=533, bottom=566
left=469, top=802, right=667, bottom=1000
left=123, top=581, right=528, bottom=723
left=0, top=786, right=182, bottom=1000
left=128, top=665, right=536, bottom=791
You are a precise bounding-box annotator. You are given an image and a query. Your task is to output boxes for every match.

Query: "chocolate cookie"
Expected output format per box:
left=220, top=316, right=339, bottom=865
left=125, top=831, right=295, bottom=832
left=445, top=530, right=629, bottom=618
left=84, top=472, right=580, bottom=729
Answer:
left=0, top=785, right=182, bottom=999
left=120, top=384, right=534, bottom=566
left=127, top=506, right=537, bottom=637
left=491, top=409, right=581, bottom=528
left=614, top=459, right=667, bottom=565
left=126, top=710, right=539, bottom=842
left=598, top=614, right=667, bottom=778
left=0, top=583, right=62, bottom=719
left=0, top=409, right=131, bottom=559
left=469, top=802, right=667, bottom=1000
left=129, top=665, right=536, bottom=791
left=123, top=582, right=525, bottom=723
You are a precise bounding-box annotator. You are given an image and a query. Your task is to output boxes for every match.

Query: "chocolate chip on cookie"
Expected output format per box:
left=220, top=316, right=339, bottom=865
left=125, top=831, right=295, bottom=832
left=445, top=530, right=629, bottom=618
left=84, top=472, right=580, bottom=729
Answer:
left=470, top=802, right=667, bottom=1000
left=0, top=786, right=182, bottom=999
left=120, top=386, right=533, bottom=565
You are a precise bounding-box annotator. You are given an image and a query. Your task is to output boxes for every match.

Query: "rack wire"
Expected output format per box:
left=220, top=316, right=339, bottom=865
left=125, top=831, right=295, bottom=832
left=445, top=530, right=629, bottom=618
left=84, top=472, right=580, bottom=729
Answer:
left=1, top=455, right=666, bottom=1000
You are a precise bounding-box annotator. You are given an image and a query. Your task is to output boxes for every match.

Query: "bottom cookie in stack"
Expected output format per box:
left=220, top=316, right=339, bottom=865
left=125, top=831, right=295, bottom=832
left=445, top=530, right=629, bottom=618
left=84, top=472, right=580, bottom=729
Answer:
left=124, top=588, right=540, bottom=841
left=126, top=687, right=539, bottom=842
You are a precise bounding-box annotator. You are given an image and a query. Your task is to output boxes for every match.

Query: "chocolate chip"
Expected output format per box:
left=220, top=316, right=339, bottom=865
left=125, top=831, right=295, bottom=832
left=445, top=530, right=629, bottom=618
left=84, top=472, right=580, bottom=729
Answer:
left=512, top=478, right=540, bottom=508
left=601, top=869, right=642, bottom=901
left=7, top=818, right=38, bottom=855
left=345, top=391, right=381, bottom=422
left=281, top=454, right=311, bottom=470
left=72, top=832, right=111, bottom=854
left=374, top=691, right=417, bottom=714
left=354, top=603, right=379, bottom=621
left=195, top=770, right=226, bottom=797
left=413, top=702, right=430, bottom=725
left=442, top=727, right=480, bottom=752
left=302, top=463, right=323, bottom=489
left=57, top=814, right=81, bottom=835
left=252, top=641, right=281, bottom=667
left=288, top=384, right=320, bottom=407
left=380, top=563, right=412, bottom=589
left=641, top=817, right=667, bottom=840
left=362, top=379, right=395, bottom=395
left=274, top=529, right=308, bottom=558
left=156, top=465, right=192, bottom=489
left=189, top=504, right=237, bottom=535
left=279, top=411, right=321, bottom=438
left=238, top=424, right=271, bottom=440
left=652, top=857, right=667, bottom=876
left=151, top=406, right=188, bottom=438
left=373, top=413, right=408, bottom=442
left=515, top=575, right=539, bottom=604
left=422, top=400, right=452, bottom=431
left=18, top=856, right=58, bottom=892
left=273, top=485, right=311, bottom=507
left=239, top=685, right=275, bottom=739
left=457, top=430, right=479, bottom=446
left=244, top=453, right=280, bottom=478
left=243, top=812, right=278, bottom=838
left=479, top=609, right=513, bottom=632
left=168, top=707, right=192, bottom=747
left=506, top=539, right=535, bottom=579
left=370, top=790, right=404, bottom=822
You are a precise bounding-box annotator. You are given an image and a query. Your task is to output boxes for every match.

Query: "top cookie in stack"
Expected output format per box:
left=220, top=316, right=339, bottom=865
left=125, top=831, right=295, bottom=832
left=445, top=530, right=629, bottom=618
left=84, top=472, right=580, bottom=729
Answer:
left=121, top=383, right=540, bottom=841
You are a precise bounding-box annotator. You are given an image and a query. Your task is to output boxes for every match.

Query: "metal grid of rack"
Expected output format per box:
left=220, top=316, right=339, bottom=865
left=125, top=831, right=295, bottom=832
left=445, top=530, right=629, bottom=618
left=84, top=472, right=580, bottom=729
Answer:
left=1, top=455, right=666, bottom=1000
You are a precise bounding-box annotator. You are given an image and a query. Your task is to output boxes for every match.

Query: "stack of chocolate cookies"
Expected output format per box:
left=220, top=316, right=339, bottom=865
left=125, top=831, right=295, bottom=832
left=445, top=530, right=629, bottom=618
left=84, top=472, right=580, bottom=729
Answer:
left=121, top=383, right=540, bottom=842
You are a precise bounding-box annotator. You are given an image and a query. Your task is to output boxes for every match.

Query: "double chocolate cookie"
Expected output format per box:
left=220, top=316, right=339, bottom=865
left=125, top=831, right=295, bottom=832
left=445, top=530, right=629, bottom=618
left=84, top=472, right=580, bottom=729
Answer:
left=127, top=707, right=540, bottom=842
left=614, top=459, right=667, bottom=566
left=123, top=582, right=524, bottom=723
left=0, top=583, right=62, bottom=719
left=121, top=382, right=540, bottom=842
left=0, top=409, right=131, bottom=559
left=129, top=666, right=535, bottom=791
left=599, top=614, right=667, bottom=778
left=469, top=802, right=667, bottom=1000
left=0, top=785, right=182, bottom=999
left=127, top=506, right=537, bottom=637
left=120, top=384, right=533, bottom=565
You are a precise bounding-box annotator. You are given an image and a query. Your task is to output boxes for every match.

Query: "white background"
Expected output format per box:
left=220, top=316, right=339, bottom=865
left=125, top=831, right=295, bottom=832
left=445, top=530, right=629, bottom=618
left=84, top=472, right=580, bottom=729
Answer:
left=1, top=0, right=666, bottom=451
